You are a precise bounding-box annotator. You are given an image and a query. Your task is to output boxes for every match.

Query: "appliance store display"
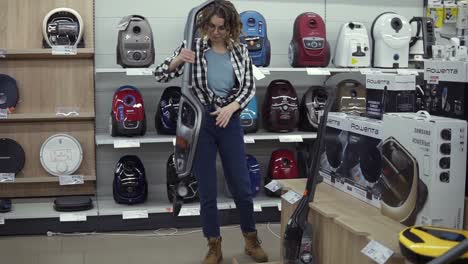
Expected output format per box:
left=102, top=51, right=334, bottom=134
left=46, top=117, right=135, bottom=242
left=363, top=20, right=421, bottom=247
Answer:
left=110, top=85, right=147, bottom=137
left=333, top=22, right=371, bottom=68
left=42, top=7, right=84, bottom=48
left=262, top=79, right=299, bottom=132
left=289, top=12, right=330, bottom=67
left=155, top=86, right=181, bottom=135
left=166, top=153, right=198, bottom=203
left=113, top=155, right=148, bottom=205
left=265, top=149, right=299, bottom=197
left=239, top=11, right=271, bottom=67
left=298, top=86, right=328, bottom=132
left=325, top=73, right=366, bottom=115
left=39, top=134, right=83, bottom=177
left=240, top=96, right=259, bottom=134
left=225, top=154, right=261, bottom=198
left=366, top=73, right=416, bottom=119
left=0, top=74, right=18, bottom=114
left=116, top=15, right=155, bottom=68
left=371, top=12, right=411, bottom=68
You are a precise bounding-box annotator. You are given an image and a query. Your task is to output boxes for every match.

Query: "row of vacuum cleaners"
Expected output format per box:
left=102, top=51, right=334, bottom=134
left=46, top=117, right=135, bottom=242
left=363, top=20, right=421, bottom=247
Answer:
left=34, top=6, right=453, bottom=68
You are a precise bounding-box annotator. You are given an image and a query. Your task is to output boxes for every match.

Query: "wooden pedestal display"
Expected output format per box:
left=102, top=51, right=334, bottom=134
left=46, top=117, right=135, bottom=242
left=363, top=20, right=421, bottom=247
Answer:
left=279, top=179, right=407, bottom=264
left=0, top=0, right=95, bottom=198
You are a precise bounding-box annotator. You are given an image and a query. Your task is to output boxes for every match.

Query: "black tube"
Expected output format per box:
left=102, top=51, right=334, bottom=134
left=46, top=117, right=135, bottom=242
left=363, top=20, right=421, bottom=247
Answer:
left=427, top=239, right=468, bottom=264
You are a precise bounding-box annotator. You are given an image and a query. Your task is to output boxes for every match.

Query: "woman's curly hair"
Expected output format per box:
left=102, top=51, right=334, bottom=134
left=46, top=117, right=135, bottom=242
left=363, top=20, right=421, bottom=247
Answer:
left=196, top=0, right=242, bottom=47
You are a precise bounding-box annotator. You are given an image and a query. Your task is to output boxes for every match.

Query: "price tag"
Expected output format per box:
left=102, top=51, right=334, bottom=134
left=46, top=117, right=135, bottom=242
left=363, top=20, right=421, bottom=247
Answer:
left=179, top=207, right=200, bottom=216
left=306, top=68, right=331, bottom=75
left=126, top=68, right=153, bottom=76
left=59, top=175, right=84, bottom=186
left=252, top=65, right=266, bottom=80
left=113, top=139, right=140, bottom=148
left=254, top=204, right=262, bottom=212
left=265, top=180, right=282, bottom=193
left=244, top=136, right=255, bottom=144
left=360, top=68, right=382, bottom=75
left=361, top=240, right=394, bottom=264
left=0, top=109, right=8, bottom=119
left=0, top=216, right=4, bottom=225
left=397, top=69, right=420, bottom=75
left=172, top=137, right=176, bottom=146
left=52, top=45, right=77, bottom=55
left=0, top=48, right=6, bottom=58
left=259, top=68, right=271, bottom=75
left=279, top=135, right=303, bottom=143
left=0, top=173, right=15, bottom=183
left=428, top=76, right=439, bottom=84
left=281, top=190, right=302, bottom=205
left=277, top=202, right=282, bottom=211
left=60, top=213, right=87, bottom=222
left=122, top=210, right=149, bottom=220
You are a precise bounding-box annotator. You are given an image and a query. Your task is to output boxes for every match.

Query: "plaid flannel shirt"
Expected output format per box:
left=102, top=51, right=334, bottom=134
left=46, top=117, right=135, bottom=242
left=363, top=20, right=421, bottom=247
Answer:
left=154, top=37, right=256, bottom=109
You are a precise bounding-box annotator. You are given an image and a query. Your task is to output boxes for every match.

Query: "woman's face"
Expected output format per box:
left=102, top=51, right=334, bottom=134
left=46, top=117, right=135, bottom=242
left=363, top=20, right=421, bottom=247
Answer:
left=206, top=15, right=227, bottom=44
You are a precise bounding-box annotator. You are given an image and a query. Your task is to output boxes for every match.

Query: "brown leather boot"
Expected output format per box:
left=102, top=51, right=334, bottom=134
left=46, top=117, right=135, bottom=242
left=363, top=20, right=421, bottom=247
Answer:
left=243, top=231, right=269, bottom=263
left=203, top=237, right=223, bottom=264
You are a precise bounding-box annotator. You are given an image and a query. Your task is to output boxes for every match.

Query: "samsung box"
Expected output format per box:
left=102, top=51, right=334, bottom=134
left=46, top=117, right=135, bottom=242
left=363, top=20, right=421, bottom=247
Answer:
left=381, top=111, right=466, bottom=228
left=366, top=73, right=416, bottom=119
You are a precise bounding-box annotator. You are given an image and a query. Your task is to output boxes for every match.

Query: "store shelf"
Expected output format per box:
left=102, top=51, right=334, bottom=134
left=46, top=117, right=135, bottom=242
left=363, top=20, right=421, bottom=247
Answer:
left=0, top=197, right=98, bottom=220
left=95, top=67, right=423, bottom=75
left=1, top=48, right=95, bottom=59
left=3, top=175, right=96, bottom=184
left=97, top=185, right=280, bottom=217
left=0, top=112, right=95, bottom=122
left=96, top=130, right=316, bottom=146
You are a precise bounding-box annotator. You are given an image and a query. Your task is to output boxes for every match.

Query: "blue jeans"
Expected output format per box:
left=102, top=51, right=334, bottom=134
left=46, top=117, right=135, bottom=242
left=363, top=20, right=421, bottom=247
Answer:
left=193, top=106, right=256, bottom=238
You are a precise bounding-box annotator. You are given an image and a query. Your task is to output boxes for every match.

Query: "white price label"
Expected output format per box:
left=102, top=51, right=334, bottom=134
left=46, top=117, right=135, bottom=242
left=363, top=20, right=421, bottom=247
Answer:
left=244, top=136, right=255, bottom=144
left=361, top=240, right=394, bottom=264
left=259, top=68, right=270, bottom=75
left=0, top=173, right=15, bottom=183
left=0, top=109, right=8, bottom=119
left=113, top=139, right=140, bottom=148
left=52, top=45, right=77, bottom=55
left=122, top=210, right=149, bottom=220
left=281, top=190, right=302, bottom=205
left=277, top=202, right=282, bottom=211
left=306, top=68, right=331, bottom=75
left=254, top=204, right=263, bottom=212
left=126, top=68, right=153, bottom=76
left=279, top=135, right=303, bottom=143
left=252, top=65, right=266, bottom=80
left=172, top=137, right=176, bottom=146
left=60, top=213, right=87, bottom=222
left=179, top=207, right=200, bottom=216
left=360, top=68, right=382, bottom=75
left=265, top=180, right=282, bottom=193
left=0, top=216, right=4, bottom=225
left=397, top=69, right=420, bottom=75
left=59, top=175, right=84, bottom=186
left=0, top=48, right=6, bottom=58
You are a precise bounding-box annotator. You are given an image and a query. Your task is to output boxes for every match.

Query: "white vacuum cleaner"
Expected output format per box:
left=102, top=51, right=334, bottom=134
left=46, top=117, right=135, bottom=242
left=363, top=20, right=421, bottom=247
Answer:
left=333, top=22, right=370, bottom=67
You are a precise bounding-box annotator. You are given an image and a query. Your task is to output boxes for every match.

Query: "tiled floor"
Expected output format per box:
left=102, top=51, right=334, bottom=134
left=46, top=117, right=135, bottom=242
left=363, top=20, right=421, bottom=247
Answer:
left=0, top=223, right=281, bottom=264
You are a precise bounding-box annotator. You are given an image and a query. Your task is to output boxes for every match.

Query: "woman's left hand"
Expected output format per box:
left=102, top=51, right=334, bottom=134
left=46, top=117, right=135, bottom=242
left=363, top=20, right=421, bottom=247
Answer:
left=210, top=102, right=240, bottom=128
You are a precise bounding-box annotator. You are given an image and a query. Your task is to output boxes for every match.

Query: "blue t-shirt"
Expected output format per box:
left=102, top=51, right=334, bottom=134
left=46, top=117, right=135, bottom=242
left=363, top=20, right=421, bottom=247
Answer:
left=205, top=49, right=235, bottom=97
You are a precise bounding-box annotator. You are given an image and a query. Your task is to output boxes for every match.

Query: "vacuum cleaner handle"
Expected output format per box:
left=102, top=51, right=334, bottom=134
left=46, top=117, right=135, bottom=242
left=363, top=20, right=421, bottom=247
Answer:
left=428, top=238, right=468, bottom=264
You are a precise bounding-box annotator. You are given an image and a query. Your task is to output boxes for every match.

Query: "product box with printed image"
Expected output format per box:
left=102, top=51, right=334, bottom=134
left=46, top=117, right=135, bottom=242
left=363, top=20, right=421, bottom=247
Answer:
left=366, top=73, right=416, bottom=119
left=381, top=111, right=466, bottom=228
left=320, top=112, right=383, bottom=208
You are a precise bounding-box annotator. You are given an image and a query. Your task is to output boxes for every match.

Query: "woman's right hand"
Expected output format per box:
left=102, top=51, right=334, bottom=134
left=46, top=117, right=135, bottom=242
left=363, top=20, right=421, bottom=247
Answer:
left=169, top=48, right=195, bottom=71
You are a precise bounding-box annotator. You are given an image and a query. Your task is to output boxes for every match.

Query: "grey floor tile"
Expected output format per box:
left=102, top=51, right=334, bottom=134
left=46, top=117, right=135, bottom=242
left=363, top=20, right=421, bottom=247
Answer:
left=37, top=253, right=84, bottom=264
left=0, top=236, right=62, bottom=254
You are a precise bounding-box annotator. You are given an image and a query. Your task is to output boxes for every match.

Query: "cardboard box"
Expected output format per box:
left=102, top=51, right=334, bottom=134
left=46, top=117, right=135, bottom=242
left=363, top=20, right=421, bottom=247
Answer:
left=366, top=73, right=416, bottom=119
left=382, top=112, right=467, bottom=228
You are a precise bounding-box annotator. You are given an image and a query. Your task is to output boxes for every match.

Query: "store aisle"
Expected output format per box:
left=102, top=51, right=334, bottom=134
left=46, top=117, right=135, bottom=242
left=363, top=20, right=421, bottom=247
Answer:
left=0, top=223, right=281, bottom=264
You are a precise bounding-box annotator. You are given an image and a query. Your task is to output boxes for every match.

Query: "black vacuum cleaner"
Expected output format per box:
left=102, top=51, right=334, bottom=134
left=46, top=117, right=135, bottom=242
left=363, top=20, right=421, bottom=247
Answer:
left=282, top=85, right=336, bottom=264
